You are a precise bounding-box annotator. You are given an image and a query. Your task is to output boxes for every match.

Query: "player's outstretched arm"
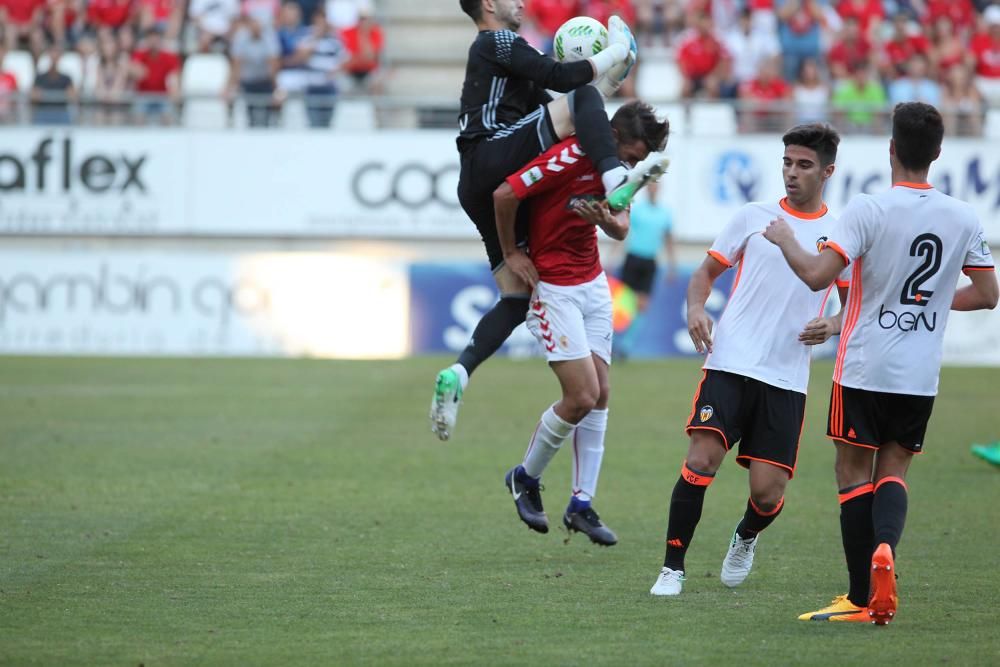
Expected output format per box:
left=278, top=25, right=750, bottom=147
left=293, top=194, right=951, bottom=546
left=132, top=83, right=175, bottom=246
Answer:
left=952, top=269, right=999, bottom=311
left=762, top=217, right=846, bottom=291
left=506, top=34, right=598, bottom=91
left=494, top=182, right=539, bottom=288
left=687, top=255, right=728, bottom=354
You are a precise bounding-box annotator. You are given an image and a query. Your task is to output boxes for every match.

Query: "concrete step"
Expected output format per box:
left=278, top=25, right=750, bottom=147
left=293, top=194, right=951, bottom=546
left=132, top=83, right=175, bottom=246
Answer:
left=382, top=62, right=465, bottom=97
left=383, top=20, right=472, bottom=64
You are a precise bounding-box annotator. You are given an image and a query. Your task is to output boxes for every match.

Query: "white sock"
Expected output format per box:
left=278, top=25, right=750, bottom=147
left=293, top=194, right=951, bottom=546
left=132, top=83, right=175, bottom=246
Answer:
left=571, top=408, right=608, bottom=501
left=522, top=405, right=576, bottom=479
left=601, top=166, right=627, bottom=195
left=450, top=363, right=469, bottom=390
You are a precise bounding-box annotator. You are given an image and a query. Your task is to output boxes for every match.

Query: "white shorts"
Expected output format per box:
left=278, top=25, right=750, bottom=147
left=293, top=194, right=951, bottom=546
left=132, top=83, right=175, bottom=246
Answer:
left=525, top=272, right=613, bottom=364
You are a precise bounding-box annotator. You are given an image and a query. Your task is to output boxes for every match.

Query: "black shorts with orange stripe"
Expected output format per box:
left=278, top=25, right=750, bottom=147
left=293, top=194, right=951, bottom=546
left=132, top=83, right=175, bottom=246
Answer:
left=685, top=370, right=806, bottom=478
left=827, top=382, right=935, bottom=453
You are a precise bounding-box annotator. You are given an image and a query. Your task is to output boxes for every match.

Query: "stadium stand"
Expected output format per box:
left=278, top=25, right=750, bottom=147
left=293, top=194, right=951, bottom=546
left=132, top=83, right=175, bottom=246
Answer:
left=0, top=0, right=997, bottom=134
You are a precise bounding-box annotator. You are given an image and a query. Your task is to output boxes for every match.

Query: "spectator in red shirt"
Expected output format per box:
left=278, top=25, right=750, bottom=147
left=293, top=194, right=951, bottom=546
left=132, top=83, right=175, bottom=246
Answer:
left=677, top=12, right=729, bottom=98
left=1, top=0, right=44, bottom=52
left=880, top=12, right=930, bottom=79
left=835, top=0, right=883, bottom=40
left=87, top=0, right=133, bottom=30
left=739, top=55, right=791, bottom=131
left=828, top=16, right=871, bottom=80
left=339, top=5, right=381, bottom=93
left=970, top=5, right=1000, bottom=103
left=130, top=26, right=180, bottom=124
left=929, top=16, right=966, bottom=80
left=524, top=0, right=576, bottom=51
left=136, top=0, right=179, bottom=38
left=922, top=0, right=974, bottom=32
left=577, top=0, right=635, bottom=29
left=0, top=46, right=18, bottom=122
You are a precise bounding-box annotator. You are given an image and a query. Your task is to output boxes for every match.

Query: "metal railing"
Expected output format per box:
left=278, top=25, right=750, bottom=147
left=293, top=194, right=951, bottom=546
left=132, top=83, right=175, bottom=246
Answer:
left=0, top=91, right=994, bottom=136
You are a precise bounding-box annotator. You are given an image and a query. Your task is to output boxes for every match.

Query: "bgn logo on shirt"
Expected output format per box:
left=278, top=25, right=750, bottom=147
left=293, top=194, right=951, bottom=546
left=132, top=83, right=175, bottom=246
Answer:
left=877, top=233, right=943, bottom=333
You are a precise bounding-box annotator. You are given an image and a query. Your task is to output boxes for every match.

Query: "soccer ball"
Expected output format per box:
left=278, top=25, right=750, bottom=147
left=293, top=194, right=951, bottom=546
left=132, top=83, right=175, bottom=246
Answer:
left=553, top=16, right=608, bottom=63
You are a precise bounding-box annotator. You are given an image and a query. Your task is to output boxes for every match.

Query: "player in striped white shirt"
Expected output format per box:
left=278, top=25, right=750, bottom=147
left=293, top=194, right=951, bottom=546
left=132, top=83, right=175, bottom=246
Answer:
left=764, top=102, right=998, bottom=624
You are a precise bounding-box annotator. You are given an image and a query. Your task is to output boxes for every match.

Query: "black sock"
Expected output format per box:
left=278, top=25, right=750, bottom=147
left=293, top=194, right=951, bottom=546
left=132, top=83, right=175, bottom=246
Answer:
left=839, top=482, right=875, bottom=608
left=873, top=477, right=908, bottom=555
left=736, top=496, right=784, bottom=539
left=569, top=85, right=620, bottom=176
left=664, top=462, right=715, bottom=571
left=456, top=296, right=529, bottom=376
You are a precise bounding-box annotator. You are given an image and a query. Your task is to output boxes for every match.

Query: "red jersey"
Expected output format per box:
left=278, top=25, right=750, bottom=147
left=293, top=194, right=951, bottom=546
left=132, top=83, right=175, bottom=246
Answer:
left=86, top=0, right=132, bottom=28
left=526, top=0, right=577, bottom=37
left=0, top=71, right=17, bottom=93
left=828, top=37, right=871, bottom=72
left=507, top=138, right=605, bottom=286
left=132, top=49, right=180, bottom=92
left=923, top=0, right=973, bottom=29
left=340, top=22, right=384, bottom=74
left=677, top=32, right=726, bottom=79
left=741, top=76, right=790, bottom=101
left=0, top=0, right=42, bottom=24
left=576, top=0, right=635, bottom=27
left=137, top=0, right=172, bottom=22
left=835, top=0, right=884, bottom=33
left=883, top=34, right=930, bottom=70
left=971, top=33, right=1000, bottom=78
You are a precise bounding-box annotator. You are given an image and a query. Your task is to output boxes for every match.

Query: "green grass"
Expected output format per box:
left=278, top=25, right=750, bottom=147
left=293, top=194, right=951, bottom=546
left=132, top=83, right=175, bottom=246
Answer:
left=1, top=356, right=999, bottom=666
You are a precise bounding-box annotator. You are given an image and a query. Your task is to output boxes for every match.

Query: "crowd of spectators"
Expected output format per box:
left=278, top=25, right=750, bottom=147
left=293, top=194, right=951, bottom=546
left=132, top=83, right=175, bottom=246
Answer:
left=524, top=0, right=1000, bottom=135
left=0, top=0, right=384, bottom=125
left=2, top=0, right=1000, bottom=133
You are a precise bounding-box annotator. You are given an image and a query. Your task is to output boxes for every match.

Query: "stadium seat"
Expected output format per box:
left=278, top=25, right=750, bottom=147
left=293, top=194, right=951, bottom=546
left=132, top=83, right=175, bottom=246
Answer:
left=281, top=96, right=308, bottom=130
left=181, top=53, right=230, bottom=129
left=333, top=98, right=376, bottom=131
left=4, top=50, right=35, bottom=90
left=985, top=109, right=1000, bottom=139
left=636, top=55, right=682, bottom=103
left=689, top=102, right=737, bottom=136
left=657, top=103, right=687, bottom=137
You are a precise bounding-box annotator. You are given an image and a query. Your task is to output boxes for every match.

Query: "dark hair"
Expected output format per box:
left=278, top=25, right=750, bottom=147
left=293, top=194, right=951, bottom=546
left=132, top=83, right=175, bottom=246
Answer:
left=892, top=102, right=943, bottom=171
left=460, top=0, right=482, bottom=21
left=782, top=122, right=840, bottom=167
left=611, top=100, right=669, bottom=152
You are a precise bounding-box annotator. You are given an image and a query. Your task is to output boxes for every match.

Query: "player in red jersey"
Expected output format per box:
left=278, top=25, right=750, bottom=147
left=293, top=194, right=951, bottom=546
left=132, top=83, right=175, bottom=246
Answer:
left=496, top=100, right=669, bottom=546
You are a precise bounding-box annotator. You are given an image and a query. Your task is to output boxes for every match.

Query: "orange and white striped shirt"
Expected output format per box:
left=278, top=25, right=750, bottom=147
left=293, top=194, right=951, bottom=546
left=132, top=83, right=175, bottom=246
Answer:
left=824, top=184, right=995, bottom=396
left=704, top=198, right=850, bottom=394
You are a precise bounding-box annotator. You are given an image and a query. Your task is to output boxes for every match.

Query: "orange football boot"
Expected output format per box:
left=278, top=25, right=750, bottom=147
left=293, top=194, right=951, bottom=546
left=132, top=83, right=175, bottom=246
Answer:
left=868, top=542, right=898, bottom=625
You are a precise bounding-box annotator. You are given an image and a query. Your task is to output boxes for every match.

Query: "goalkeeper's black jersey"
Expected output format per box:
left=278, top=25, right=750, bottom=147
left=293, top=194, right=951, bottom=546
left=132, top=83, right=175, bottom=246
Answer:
left=456, top=29, right=593, bottom=154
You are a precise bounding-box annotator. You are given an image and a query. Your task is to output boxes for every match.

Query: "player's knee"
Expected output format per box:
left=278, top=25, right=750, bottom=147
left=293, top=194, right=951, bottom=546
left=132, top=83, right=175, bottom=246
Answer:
left=596, top=378, right=610, bottom=408
left=750, top=487, right=784, bottom=514
left=684, top=441, right=722, bottom=475
left=834, top=456, right=869, bottom=489
left=563, top=387, right=599, bottom=422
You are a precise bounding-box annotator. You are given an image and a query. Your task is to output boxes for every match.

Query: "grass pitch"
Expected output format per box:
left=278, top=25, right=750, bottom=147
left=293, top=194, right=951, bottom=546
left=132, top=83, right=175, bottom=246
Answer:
left=1, top=356, right=999, bottom=665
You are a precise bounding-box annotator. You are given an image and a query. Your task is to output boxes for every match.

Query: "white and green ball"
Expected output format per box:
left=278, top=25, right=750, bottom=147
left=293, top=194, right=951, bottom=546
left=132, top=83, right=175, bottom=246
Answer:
left=553, top=16, right=609, bottom=63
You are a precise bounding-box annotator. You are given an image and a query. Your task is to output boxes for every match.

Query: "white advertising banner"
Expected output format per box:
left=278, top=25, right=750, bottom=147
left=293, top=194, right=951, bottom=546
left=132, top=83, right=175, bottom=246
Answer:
left=0, top=249, right=409, bottom=358
left=668, top=135, right=1000, bottom=243
left=0, top=130, right=189, bottom=235
left=0, top=128, right=471, bottom=239
left=0, top=128, right=998, bottom=243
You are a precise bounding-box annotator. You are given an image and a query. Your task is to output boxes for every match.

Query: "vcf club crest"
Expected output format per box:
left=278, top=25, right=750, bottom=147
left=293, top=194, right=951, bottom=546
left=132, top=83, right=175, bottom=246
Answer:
left=713, top=151, right=759, bottom=204
left=699, top=405, right=714, bottom=422
left=816, top=236, right=828, bottom=252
